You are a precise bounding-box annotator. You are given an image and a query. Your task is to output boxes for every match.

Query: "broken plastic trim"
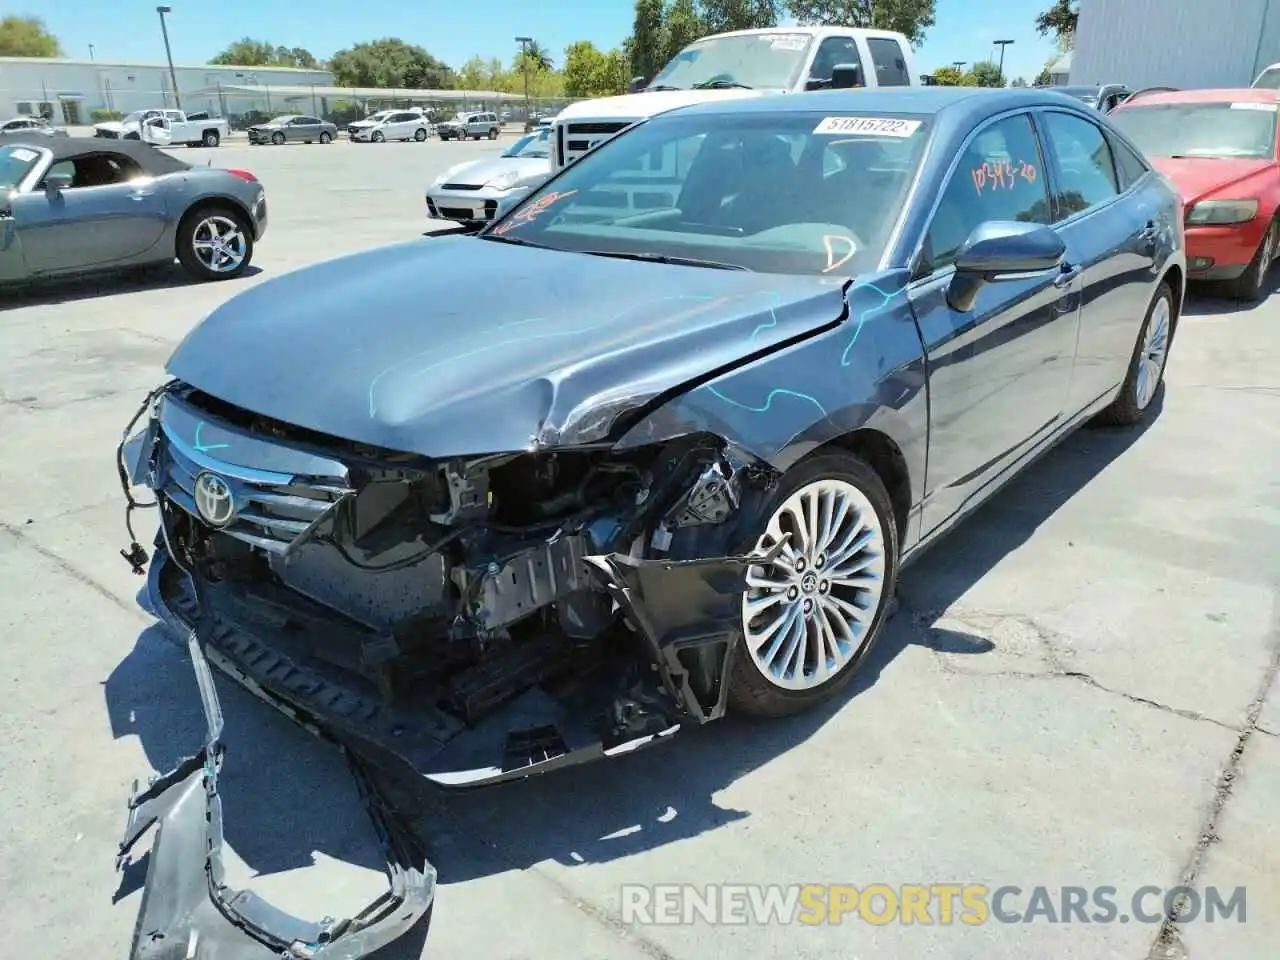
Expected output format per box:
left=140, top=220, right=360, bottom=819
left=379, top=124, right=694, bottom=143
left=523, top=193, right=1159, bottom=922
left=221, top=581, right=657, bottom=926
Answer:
left=117, top=624, right=435, bottom=959
left=585, top=543, right=783, bottom=723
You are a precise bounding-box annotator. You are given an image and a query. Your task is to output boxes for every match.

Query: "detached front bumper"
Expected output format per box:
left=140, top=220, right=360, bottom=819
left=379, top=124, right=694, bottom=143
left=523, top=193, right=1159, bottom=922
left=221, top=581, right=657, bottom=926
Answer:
left=118, top=625, right=435, bottom=960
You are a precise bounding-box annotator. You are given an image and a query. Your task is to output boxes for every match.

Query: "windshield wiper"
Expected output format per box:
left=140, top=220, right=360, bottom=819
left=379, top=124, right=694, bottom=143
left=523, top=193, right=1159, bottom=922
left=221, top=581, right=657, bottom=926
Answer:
left=692, top=79, right=754, bottom=89
left=581, top=250, right=750, bottom=270
left=647, top=84, right=683, bottom=91
left=477, top=233, right=551, bottom=248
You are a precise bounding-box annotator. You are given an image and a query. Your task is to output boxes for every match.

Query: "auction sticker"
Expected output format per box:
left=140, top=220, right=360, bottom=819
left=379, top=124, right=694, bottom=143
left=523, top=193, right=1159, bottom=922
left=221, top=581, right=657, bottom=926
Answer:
left=1231, top=101, right=1278, bottom=111
left=9, top=148, right=38, bottom=161
left=770, top=35, right=809, bottom=51
left=813, top=116, right=922, bottom=137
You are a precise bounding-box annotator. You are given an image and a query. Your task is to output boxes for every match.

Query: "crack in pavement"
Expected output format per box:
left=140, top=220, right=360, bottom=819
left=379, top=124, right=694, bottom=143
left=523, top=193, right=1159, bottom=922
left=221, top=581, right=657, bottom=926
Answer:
left=0, top=521, right=144, bottom=619
left=1145, top=605, right=1280, bottom=960
left=907, top=605, right=1245, bottom=733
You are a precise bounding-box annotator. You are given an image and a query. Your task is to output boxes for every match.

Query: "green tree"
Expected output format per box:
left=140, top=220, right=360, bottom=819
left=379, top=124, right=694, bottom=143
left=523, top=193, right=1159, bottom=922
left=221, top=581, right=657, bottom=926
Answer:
left=0, top=15, right=62, bottom=57
left=456, top=56, right=490, bottom=90
left=662, top=0, right=707, bottom=65
left=519, top=40, right=554, bottom=72
left=210, top=39, right=320, bottom=68
left=1033, top=65, right=1053, bottom=86
left=701, top=0, right=779, bottom=32
left=967, top=60, right=1005, bottom=88
left=1010, top=76, right=1028, bottom=87
left=929, top=65, right=973, bottom=87
left=630, top=0, right=668, bottom=82
left=1035, top=0, right=1079, bottom=44
left=785, top=0, right=937, bottom=46
left=563, top=41, right=630, bottom=98
left=329, top=38, right=454, bottom=89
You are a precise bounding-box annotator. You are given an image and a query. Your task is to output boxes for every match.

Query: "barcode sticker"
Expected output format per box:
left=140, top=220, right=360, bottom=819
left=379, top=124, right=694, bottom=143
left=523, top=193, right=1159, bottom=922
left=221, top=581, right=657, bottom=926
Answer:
left=770, top=35, right=809, bottom=51
left=813, top=116, right=922, bottom=137
left=1231, top=102, right=1278, bottom=111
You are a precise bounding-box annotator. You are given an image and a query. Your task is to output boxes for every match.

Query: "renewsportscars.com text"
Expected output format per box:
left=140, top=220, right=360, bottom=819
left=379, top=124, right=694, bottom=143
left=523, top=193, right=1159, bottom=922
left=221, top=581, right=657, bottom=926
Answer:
left=620, top=884, right=1247, bottom=926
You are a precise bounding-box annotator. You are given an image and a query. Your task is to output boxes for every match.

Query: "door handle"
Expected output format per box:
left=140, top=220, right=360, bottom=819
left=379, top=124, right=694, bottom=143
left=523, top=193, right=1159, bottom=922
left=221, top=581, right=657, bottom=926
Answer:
left=130, top=191, right=155, bottom=200
left=1053, top=263, right=1080, bottom=287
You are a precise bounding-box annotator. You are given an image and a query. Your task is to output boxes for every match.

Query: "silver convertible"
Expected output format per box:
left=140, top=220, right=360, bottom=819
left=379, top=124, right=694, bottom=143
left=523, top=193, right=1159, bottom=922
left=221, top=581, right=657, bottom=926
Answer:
left=0, top=134, right=267, bottom=285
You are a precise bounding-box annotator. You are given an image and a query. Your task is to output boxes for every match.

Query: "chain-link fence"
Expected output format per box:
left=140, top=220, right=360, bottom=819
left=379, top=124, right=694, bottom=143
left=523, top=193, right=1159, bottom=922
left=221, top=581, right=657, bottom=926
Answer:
left=2, top=74, right=585, bottom=132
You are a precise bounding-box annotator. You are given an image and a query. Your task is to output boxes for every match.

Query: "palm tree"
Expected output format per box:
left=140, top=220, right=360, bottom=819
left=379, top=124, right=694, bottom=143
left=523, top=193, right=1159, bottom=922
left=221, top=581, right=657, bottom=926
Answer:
left=520, top=40, right=553, bottom=72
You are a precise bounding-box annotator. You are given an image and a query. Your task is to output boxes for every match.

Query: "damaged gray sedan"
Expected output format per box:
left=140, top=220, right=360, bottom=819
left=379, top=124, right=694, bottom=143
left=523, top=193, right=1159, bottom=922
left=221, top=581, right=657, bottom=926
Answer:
left=114, top=87, right=1184, bottom=957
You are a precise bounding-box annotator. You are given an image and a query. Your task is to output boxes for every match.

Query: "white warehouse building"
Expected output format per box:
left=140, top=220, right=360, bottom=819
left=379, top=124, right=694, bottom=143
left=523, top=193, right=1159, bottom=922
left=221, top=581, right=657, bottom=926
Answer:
left=0, top=56, right=332, bottom=124
left=1070, top=0, right=1280, bottom=88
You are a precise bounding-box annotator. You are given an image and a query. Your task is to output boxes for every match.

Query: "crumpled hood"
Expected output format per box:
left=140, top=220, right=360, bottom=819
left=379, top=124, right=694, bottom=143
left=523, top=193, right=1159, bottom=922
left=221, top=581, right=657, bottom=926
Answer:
left=165, top=236, right=849, bottom=458
left=438, top=155, right=548, bottom=186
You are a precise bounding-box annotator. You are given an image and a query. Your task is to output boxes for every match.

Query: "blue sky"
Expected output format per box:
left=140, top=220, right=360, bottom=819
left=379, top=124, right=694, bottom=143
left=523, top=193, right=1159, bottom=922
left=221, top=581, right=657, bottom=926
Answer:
left=32, top=0, right=1061, bottom=84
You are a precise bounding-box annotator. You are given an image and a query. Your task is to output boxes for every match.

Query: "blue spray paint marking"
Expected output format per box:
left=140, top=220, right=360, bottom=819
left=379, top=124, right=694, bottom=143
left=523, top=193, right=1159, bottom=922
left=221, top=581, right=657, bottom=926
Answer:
left=702, top=279, right=904, bottom=416
left=706, top=385, right=829, bottom=419
left=192, top=421, right=228, bottom=453
left=839, top=281, right=903, bottom=367
left=366, top=295, right=716, bottom=417
left=747, top=290, right=785, bottom=344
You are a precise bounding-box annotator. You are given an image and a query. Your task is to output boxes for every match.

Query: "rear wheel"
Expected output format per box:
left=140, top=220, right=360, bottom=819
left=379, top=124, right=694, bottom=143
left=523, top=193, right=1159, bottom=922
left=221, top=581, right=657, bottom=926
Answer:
left=414, top=127, right=427, bottom=141
left=1229, top=218, right=1277, bottom=300
left=202, top=130, right=221, bottom=147
left=1095, top=281, right=1174, bottom=426
left=727, top=452, right=898, bottom=718
left=177, top=207, right=254, bottom=281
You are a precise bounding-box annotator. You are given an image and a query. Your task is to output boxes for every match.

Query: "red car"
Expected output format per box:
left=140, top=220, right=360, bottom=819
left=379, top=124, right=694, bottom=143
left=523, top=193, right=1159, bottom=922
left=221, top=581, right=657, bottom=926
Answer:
left=1110, top=87, right=1280, bottom=299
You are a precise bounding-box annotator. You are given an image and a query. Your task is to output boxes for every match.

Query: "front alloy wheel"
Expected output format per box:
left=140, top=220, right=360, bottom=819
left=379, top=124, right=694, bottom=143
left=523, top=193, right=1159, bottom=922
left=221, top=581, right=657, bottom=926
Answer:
left=729, top=453, right=897, bottom=717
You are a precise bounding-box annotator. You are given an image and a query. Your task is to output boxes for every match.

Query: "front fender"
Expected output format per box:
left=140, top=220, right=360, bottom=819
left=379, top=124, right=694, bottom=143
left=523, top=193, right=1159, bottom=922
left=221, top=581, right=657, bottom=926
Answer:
left=613, top=275, right=929, bottom=501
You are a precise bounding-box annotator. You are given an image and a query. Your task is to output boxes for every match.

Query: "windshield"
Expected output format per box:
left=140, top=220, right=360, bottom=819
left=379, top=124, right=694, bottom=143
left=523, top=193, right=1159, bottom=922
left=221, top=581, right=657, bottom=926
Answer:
left=649, top=32, right=813, bottom=90
left=503, top=129, right=550, bottom=158
left=483, top=110, right=930, bottom=276
left=1111, top=101, right=1278, bottom=159
left=366, top=111, right=393, bottom=122
left=0, top=144, right=40, bottom=189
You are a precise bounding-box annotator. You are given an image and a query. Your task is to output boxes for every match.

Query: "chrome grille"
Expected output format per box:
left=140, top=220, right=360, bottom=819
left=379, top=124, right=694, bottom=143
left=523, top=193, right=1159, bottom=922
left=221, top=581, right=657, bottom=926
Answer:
left=159, top=425, right=349, bottom=554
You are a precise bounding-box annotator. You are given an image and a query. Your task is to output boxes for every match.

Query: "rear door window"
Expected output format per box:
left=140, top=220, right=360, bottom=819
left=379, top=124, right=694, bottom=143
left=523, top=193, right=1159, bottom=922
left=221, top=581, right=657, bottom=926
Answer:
left=867, top=38, right=912, bottom=86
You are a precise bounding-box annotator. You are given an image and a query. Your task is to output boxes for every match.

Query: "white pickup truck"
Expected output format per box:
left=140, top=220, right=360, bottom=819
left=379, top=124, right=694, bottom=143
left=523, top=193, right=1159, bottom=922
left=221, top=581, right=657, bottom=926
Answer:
left=549, top=26, right=921, bottom=170
left=94, top=108, right=230, bottom=147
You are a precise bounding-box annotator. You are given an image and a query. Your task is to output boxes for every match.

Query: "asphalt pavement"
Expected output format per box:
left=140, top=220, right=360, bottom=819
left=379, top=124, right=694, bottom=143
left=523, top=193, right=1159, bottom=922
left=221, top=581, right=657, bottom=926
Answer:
left=0, top=138, right=1276, bottom=960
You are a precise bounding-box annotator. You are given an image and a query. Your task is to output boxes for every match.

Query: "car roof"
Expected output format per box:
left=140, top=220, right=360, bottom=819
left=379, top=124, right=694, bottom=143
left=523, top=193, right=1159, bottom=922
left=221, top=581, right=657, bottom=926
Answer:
left=668, top=86, right=1091, bottom=124
left=1123, top=88, right=1280, bottom=107
left=0, top=133, right=192, bottom=176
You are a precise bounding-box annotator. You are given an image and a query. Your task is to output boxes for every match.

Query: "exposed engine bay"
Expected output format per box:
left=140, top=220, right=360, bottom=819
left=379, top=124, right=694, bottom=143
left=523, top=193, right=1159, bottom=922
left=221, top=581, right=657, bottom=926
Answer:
left=119, top=382, right=782, bottom=779
left=114, top=380, right=784, bottom=958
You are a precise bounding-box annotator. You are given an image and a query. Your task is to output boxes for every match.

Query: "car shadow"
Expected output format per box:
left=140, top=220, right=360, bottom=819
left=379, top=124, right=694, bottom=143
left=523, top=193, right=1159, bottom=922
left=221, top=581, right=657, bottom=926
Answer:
left=0, top=263, right=262, bottom=312
left=102, top=393, right=1161, bottom=945
left=1184, top=266, right=1280, bottom=315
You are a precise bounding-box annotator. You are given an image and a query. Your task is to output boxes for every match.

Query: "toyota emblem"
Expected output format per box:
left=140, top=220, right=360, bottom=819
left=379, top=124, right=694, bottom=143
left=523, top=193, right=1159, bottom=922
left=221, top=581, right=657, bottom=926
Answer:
left=193, top=471, right=236, bottom=527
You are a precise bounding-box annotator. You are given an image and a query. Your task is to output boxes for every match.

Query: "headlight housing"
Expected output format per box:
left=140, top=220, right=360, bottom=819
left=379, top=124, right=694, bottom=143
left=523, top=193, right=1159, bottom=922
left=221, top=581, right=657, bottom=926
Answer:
left=486, top=170, right=522, bottom=191
left=1185, top=199, right=1259, bottom=225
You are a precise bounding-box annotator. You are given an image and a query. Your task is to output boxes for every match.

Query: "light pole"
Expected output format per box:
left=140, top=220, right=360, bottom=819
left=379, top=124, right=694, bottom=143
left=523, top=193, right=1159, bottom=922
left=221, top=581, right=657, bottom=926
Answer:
left=993, top=40, right=1015, bottom=85
left=89, top=44, right=95, bottom=61
left=156, top=5, right=181, bottom=110
left=952, top=61, right=966, bottom=69
left=515, top=36, right=533, bottom=124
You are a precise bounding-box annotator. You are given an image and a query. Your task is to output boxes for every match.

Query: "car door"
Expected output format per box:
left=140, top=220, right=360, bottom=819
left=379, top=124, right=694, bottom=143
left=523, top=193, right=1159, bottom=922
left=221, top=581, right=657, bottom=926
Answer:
left=1035, top=108, right=1157, bottom=412
left=11, top=154, right=169, bottom=273
left=909, top=111, right=1083, bottom=537
left=288, top=117, right=314, bottom=141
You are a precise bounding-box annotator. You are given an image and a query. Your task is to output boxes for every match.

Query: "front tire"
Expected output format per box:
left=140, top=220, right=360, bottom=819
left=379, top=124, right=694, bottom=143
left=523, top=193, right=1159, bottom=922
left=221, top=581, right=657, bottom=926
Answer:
left=176, top=207, right=254, bottom=282
left=1095, top=281, right=1174, bottom=426
left=488, top=127, right=499, bottom=140
left=319, top=131, right=332, bottom=144
left=271, top=132, right=284, bottom=146
left=1229, top=218, right=1277, bottom=301
left=371, top=131, right=385, bottom=143
left=726, top=452, right=899, bottom=718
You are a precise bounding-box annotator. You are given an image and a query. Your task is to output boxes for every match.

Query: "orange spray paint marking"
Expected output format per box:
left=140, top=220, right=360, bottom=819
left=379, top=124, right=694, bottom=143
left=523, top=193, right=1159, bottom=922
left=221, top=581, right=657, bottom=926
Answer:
left=822, top=235, right=857, bottom=273
left=492, top=189, right=578, bottom=235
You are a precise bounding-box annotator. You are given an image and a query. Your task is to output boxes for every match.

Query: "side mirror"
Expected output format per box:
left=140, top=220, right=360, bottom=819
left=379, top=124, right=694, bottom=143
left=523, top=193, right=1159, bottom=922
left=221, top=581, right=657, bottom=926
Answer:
left=628, top=75, right=649, bottom=93
left=947, top=221, right=1066, bottom=312
left=45, top=172, right=73, bottom=196
left=831, top=63, right=864, bottom=89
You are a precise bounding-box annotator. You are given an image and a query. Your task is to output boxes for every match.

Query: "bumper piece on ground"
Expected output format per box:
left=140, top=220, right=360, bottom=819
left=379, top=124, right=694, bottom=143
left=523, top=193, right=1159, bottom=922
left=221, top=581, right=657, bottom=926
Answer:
left=117, top=629, right=435, bottom=960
